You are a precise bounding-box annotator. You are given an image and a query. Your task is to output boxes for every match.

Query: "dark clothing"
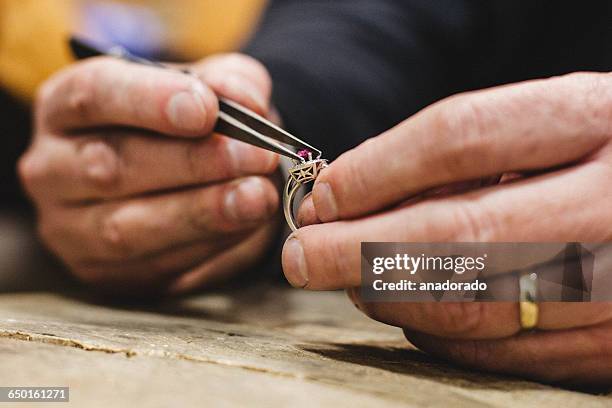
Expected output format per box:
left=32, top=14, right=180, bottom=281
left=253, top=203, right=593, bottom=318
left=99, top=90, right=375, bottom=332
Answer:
left=2, top=1, right=612, bottom=205
left=0, top=91, right=30, bottom=207
left=245, top=0, right=612, bottom=159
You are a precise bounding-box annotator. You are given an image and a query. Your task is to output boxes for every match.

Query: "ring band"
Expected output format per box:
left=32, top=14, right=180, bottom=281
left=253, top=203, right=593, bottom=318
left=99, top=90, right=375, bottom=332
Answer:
left=283, top=157, right=328, bottom=232
left=519, top=272, right=539, bottom=330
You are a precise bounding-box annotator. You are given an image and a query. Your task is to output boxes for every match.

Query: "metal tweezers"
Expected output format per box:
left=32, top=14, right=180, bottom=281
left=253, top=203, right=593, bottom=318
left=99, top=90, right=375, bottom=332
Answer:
left=69, top=36, right=320, bottom=162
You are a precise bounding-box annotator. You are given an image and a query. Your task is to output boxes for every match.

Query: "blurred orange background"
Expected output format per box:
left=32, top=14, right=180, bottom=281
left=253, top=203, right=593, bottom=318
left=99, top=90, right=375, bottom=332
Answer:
left=0, top=0, right=266, bottom=102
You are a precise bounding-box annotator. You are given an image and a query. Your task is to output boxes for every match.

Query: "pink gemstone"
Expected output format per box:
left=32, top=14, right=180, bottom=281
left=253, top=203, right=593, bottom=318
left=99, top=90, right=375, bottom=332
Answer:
left=297, top=149, right=311, bottom=159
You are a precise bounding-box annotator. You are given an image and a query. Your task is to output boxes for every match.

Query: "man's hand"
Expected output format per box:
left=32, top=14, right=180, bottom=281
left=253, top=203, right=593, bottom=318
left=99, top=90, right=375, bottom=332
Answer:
left=20, top=53, right=281, bottom=295
left=284, top=72, right=612, bottom=386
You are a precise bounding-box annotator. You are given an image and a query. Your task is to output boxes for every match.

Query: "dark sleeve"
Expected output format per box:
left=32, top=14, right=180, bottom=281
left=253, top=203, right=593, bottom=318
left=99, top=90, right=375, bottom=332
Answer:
left=244, top=0, right=487, bottom=158
left=0, top=89, right=31, bottom=208
left=244, top=0, right=612, bottom=159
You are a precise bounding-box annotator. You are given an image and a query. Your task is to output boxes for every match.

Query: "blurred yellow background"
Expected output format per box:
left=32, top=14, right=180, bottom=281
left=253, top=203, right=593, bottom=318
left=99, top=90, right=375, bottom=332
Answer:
left=0, top=0, right=266, bottom=102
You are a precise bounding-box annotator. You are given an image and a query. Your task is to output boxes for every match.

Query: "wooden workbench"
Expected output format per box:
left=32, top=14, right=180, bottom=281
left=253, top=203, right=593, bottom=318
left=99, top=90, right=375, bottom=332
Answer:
left=0, top=214, right=610, bottom=407
left=0, top=287, right=610, bottom=407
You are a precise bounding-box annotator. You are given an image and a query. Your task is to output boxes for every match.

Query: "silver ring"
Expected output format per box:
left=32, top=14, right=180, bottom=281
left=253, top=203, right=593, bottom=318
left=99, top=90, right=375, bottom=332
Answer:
left=283, top=155, right=328, bottom=232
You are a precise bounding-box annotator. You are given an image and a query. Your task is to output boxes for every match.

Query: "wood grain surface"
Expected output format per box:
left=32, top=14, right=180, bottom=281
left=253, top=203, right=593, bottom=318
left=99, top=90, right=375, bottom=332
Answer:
left=0, top=286, right=609, bottom=408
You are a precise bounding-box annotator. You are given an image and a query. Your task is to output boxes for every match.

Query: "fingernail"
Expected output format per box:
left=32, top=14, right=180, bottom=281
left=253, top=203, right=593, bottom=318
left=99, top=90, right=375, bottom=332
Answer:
left=283, top=238, right=309, bottom=288
left=313, top=182, right=339, bottom=222
left=224, top=177, right=270, bottom=222
left=227, top=139, right=278, bottom=175
left=166, top=85, right=207, bottom=132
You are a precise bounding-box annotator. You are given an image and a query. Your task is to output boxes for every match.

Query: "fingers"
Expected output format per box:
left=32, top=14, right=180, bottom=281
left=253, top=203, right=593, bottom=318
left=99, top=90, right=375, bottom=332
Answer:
left=168, top=223, right=279, bottom=294
left=41, top=177, right=279, bottom=262
left=365, top=302, right=520, bottom=339
left=405, top=318, right=612, bottom=387
left=20, top=131, right=278, bottom=202
left=71, top=239, right=240, bottom=293
left=28, top=53, right=280, bottom=295
left=283, top=160, right=611, bottom=290
left=194, top=53, right=273, bottom=116
left=25, top=53, right=280, bottom=203
left=538, top=302, right=612, bottom=330
left=312, top=72, right=612, bottom=222
left=297, top=179, right=493, bottom=228
left=296, top=193, right=321, bottom=228
left=349, top=296, right=612, bottom=339
left=38, top=58, right=218, bottom=136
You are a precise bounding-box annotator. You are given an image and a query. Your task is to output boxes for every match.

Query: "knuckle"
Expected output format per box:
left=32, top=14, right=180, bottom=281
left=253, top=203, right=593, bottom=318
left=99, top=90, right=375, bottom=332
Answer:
left=17, top=152, right=39, bottom=188
left=431, top=95, right=494, bottom=175
left=67, top=86, right=96, bottom=121
left=17, top=148, right=49, bottom=197
left=34, top=60, right=106, bottom=126
left=99, top=211, right=134, bottom=258
left=65, top=62, right=104, bottom=119
left=341, top=151, right=371, bottom=203
left=79, top=137, right=121, bottom=190
left=449, top=200, right=499, bottom=241
left=577, top=73, right=612, bottom=138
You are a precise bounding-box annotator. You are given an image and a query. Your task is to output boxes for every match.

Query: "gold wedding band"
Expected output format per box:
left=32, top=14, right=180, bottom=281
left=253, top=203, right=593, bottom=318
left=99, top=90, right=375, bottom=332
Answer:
left=519, top=272, right=539, bottom=330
